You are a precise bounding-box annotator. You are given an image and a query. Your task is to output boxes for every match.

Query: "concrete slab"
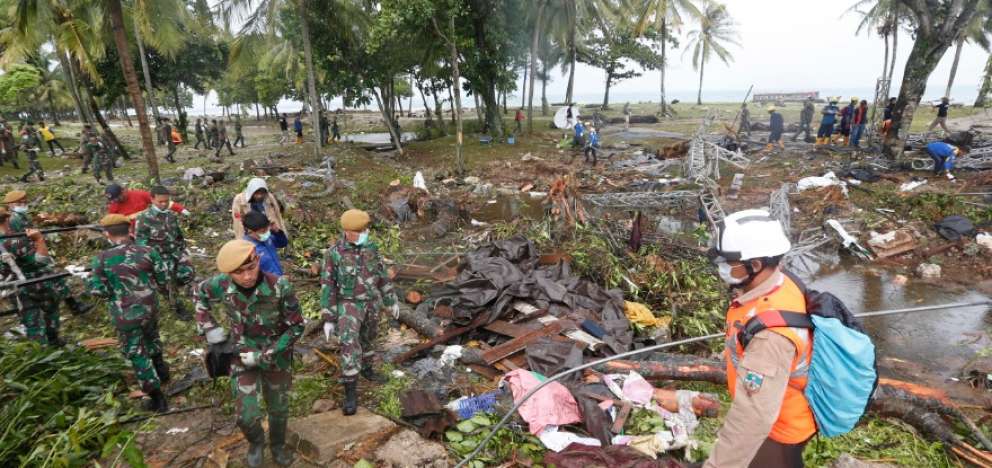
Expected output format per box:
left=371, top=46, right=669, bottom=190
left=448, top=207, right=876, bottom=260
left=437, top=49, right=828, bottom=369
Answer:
left=287, top=408, right=396, bottom=464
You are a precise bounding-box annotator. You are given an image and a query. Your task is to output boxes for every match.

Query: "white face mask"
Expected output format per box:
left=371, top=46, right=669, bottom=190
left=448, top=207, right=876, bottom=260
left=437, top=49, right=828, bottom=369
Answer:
left=12, top=205, right=27, bottom=214
left=715, top=258, right=744, bottom=286
left=355, top=230, right=369, bottom=246
left=152, top=204, right=168, bottom=213
left=258, top=230, right=271, bottom=242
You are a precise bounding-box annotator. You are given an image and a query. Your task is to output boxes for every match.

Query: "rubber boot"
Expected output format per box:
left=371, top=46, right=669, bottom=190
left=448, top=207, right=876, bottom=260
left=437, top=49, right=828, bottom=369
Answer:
left=361, top=365, right=386, bottom=384
left=244, top=425, right=265, bottom=468
left=342, top=380, right=358, bottom=416
left=143, top=388, right=169, bottom=413
left=152, top=355, right=171, bottom=384
left=65, top=297, right=93, bottom=316
left=269, top=418, right=295, bottom=466
left=45, top=329, right=65, bottom=348
left=173, top=299, right=193, bottom=322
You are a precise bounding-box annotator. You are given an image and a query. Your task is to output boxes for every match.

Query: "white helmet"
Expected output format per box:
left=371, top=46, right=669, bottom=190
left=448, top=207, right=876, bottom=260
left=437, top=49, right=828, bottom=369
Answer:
left=713, top=209, right=791, bottom=261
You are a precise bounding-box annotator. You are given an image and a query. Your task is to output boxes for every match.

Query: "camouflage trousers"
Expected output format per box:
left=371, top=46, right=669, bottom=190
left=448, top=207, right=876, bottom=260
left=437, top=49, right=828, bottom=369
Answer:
left=91, top=152, right=113, bottom=182
left=118, top=319, right=163, bottom=393
left=336, top=300, right=380, bottom=381
left=16, top=289, right=60, bottom=345
left=162, top=253, right=195, bottom=286
left=230, top=368, right=291, bottom=436
left=22, top=151, right=43, bottom=180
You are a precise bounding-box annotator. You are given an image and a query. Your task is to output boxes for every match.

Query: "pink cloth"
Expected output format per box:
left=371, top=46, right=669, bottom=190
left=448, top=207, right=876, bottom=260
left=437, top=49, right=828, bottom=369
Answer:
left=502, top=369, right=582, bottom=435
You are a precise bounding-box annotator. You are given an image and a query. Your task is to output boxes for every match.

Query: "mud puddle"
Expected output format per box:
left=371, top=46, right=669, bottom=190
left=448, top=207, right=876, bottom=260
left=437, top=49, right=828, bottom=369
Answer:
left=804, top=256, right=991, bottom=395
left=472, top=195, right=546, bottom=223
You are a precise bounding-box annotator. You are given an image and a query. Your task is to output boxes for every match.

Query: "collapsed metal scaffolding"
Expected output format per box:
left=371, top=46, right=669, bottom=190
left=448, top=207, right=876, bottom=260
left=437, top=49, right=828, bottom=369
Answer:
left=582, top=191, right=698, bottom=210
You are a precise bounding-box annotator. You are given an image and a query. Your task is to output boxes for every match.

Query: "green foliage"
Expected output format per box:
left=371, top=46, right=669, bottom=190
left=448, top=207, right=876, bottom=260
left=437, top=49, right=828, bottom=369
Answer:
left=444, top=412, right=544, bottom=465
left=0, top=64, right=43, bottom=111
left=0, top=339, right=142, bottom=466
left=802, top=418, right=952, bottom=467
left=289, top=375, right=330, bottom=417
left=372, top=364, right=413, bottom=419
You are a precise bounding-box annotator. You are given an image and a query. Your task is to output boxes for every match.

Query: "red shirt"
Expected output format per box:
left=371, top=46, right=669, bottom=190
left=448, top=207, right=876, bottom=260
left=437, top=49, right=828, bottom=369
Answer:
left=107, top=190, right=186, bottom=219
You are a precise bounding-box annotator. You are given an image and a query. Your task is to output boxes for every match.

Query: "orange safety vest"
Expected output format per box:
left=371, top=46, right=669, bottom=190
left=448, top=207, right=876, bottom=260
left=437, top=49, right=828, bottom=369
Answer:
left=171, top=128, right=183, bottom=144
left=724, top=274, right=816, bottom=444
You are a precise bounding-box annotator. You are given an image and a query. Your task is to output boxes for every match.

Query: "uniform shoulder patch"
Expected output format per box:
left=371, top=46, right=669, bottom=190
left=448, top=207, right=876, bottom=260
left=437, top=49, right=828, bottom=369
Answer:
left=743, top=370, right=765, bottom=395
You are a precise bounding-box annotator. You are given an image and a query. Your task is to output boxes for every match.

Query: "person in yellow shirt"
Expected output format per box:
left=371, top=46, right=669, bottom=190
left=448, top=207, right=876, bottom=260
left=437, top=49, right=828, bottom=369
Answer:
left=38, top=121, right=65, bottom=156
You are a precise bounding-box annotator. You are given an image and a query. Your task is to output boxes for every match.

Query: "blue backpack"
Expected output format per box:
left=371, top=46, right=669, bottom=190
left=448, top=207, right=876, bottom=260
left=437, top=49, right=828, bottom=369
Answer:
left=738, top=272, right=878, bottom=437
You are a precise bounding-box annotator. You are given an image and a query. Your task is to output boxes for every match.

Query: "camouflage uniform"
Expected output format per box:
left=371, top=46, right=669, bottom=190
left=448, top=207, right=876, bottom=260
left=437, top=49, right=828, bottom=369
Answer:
left=233, top=120, right=245, bottom=147
left=86, top=139, right=114, bottom=183
left=215, top=123, right=235, bottom=158
left=194, top=273, right=304, bottom=443
left=320, top=239, right=397, bottom=382
left=19, top=130, right=44, bottom=182
left=9, top=210, right=29, bottom=234
left=208, top=122, right=219, bottom=149
left=87, top=241, right=170, bottom=393
left=134, top=207, right=195, bottom=315
left=194, top=121, right=206, bottom=149
left=0, top=237, right=63, bottom=344
left=0, top=125, right=20, bottom=169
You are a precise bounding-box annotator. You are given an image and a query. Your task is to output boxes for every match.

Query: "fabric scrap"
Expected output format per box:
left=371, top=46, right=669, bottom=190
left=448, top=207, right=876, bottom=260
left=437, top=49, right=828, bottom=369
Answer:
left=501, top=369, right=582, bottom=435
left=538, top=426, right=603, bottom=452
left=543, top=443, right=684, bottom=468
left=624, top=302, right=670, bottom=328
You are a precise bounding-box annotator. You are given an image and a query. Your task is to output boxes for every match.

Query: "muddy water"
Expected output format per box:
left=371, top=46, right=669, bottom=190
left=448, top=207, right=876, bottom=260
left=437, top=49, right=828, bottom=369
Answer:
left=472, top=195, right=546, bottom=223
left=804, top=257, right=991, bottom=387
left=341, top=132, right=416, bottom=144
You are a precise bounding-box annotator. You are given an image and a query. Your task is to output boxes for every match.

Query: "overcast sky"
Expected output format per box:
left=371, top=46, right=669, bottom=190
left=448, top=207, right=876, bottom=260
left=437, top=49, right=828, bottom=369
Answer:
left=208, top=0, right=990, bottom=113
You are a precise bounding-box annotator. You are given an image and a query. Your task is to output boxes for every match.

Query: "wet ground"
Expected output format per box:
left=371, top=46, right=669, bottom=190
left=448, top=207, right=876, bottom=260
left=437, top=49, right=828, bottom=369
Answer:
left=804, top=256, right=991, bottom=399
left=341, top=131, right=417, bottom=144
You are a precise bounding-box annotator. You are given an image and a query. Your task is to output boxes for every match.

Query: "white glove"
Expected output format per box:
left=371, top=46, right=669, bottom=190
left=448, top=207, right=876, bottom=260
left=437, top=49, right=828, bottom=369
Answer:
left=390, top=303, right=400, bottom=320
left=239, top=351, right=258, bottom=368
left=323, top=322, right=335, bottom=341
left=205, top=327, right=227, bottom=344
left=181, top=209, right=191, bottom=216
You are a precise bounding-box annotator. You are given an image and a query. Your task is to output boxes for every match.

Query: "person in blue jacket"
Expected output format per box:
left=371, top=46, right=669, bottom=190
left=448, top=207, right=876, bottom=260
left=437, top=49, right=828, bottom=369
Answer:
left=572, top=120, right=586, bottom=148
left=584, top=126, right=601, bottom=165
left=242, top=210, right=289, bottom=276
left=816, top=98, right=840, bottom=146
left=926, top=141, right=966, bottom=181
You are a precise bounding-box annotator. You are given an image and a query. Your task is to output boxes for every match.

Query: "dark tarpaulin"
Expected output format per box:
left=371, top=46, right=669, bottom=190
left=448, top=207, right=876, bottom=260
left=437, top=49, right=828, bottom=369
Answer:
left=543, top=443, right=685, bottom=468
left=428, top=236, right=633, bottom=352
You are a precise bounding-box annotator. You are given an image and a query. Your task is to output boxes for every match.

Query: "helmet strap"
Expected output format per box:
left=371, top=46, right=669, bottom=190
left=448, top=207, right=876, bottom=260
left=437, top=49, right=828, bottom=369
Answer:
left=738, top=260, right=762, bottom=289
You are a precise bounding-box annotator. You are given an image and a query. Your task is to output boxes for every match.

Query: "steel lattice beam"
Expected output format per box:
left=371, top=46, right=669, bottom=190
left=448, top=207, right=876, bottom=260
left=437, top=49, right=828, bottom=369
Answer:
left=583, top=191, right=698, bottom=209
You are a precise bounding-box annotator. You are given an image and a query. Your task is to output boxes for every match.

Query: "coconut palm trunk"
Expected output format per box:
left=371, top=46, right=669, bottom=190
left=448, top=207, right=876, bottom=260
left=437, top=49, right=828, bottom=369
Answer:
left=296, top=0, right=323, bottom=156
left=57, top=49, right=89, bottom=124
left=133, top=16, right=160, bottom=123
left=975, top=54, right=992, bottom=107
left=527, top=1, right=545, bottom=134
left=660, top=19, right=668, bottom=114
left=945, top=37, right=965, bottom=98
left=106, top=0, right=158, bottom=181
left=565, top=24, right=576, bottom=105
left=696, top=52, right=705, bottom=105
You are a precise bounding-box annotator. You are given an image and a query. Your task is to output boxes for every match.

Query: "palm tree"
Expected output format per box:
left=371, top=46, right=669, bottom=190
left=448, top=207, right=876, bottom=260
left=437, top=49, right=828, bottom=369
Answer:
left=527, top=0, right=548, bottom=134
left=684, top=1, right=738, bottom=105
left=223, top=0, right=323, bottom=157
left=945, top=7, right=990, bottom=98
left=847, top=0, right=902, bottom=85
left=632, top=0, right=701, bottom=115
left=975, top=53, right=992, bottom=107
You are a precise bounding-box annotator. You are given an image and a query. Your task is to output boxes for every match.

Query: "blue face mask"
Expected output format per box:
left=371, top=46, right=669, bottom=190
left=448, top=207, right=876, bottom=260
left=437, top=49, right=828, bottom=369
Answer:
left=152, top=204, right=168, bottom=213
left=258, top=230, right=271, bottom=242
left=355, top=231, right=369, bottom=246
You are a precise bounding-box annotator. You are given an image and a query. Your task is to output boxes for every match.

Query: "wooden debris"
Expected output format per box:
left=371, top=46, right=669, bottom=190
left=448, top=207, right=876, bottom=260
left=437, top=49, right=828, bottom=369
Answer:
left=611, top=401, right=632, bottom=434
left=80, top=337, right=118, bottom=350
left=728, top=173, right=745, bottom=200
left=482, top=322, right=563, bottom=365
left=392, top=315, right=487, bottom=364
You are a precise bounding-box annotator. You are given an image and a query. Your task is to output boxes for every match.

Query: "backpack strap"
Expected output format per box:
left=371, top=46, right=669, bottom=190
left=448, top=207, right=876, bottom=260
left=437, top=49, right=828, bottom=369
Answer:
left=781, top=269, right=809, bottom=295
left=738, top=310, right=814, bottom=349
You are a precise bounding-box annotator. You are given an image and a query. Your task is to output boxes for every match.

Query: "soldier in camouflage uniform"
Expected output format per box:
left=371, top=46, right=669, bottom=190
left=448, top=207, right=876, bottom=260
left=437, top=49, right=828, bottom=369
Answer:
left=3, top=190, right=91, bottom=316
left=0, top=208, right=64, bottom=346
left=233, top=116, right=245, bottom=147
left=208, top=119, right=219, bottom=149
left=195, top=239, right=303, bottom=467
left=19, top=123, right=44, bottom=182
left=134, top=186, right=195, bottom=320
left=88, top=214, right=171, bottom=412
left=214, top=121, right=236, bottom=159
left=320, top=209, right=398, bottom=415
left=193, top=118, right=206, bottom=150
left=0, top=119, right=20, bottom=169
left=162, top=118, right=177, bottom=163
left=79, top=124, right=98, bottom=173
left=86, top=134, right=114, bottom=183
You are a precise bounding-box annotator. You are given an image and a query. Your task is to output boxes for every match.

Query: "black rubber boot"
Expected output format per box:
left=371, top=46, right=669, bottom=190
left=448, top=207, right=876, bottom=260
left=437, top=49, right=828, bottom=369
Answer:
left=342, top=380, right=358, bottom=416
left=244, top=425, right=265, bottom=468
left=361, top=365, right=386, bottom=384
left=143, top=388, right=169, bottom=413
left=173, top=300, right=193, bottom=322
left=45, top=329, right=65, bottom=348
left=269, top=418, right=295, bottom=466
left=65, top=297, right=93, bottom=316
left=152, top=355, right=171, bottom=384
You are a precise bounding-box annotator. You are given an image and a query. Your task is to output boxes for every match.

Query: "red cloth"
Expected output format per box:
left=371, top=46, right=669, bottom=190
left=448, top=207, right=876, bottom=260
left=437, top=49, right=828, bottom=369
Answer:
left=107, top=190, right=186, bottom=218
left=853, top=105, right=868, bottom=125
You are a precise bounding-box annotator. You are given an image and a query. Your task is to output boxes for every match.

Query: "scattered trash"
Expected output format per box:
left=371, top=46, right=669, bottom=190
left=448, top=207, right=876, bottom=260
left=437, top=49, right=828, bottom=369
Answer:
left=538, top=426, right=603, bottom=452
left=826, top=219, right=873, bottom=260
left=900, top=178, right=928, bottom=192
left=868, top=230, right=916, bottom=259
left=413, top=171, right=428, bottom=193
left=521, top=152, right=544, bottom=161
left=446, top=390, right=502, bottom=420
left=65, top=264, right=90, bottom=279
left=390, top=370, right=406, bottom=378
left=470, top=219, right=489, bottom=227
left=977, top=233, right=992, bottom=250
left=798, top=171, right=846, bottom=193
left=935, top=215, right=976, bottom=241
left=623, top=302, right=670, bottom=329
left=917, top=263, right=942, bottom=279
left=182, top=167, right=206, bottom=181
left=501, top=369, right=582, bottom=435
left=463, top=176, right=481, bottom=185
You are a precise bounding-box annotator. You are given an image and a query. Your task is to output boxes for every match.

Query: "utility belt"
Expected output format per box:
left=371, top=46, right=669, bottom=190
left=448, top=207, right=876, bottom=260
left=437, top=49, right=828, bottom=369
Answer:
left=337, top=292, right=371, bottom=302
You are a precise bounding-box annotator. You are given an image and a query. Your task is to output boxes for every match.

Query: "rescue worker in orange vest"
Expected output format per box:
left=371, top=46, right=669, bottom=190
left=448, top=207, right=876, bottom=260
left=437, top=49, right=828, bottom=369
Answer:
left=704, top=209, right=813, bottom=468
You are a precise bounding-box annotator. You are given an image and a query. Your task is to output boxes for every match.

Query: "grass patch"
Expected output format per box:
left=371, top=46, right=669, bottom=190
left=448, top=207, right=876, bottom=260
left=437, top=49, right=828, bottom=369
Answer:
left=289, top=374, right=331, bottom=418
left=371, top=364, right=413, bottom=419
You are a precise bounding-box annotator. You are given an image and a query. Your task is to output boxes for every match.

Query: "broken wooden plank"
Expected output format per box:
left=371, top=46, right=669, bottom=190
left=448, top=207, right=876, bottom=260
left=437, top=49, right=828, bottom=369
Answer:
left=482, top=322, right=563, bottom=365
left=467, top=364, right=502, bottom=380
left=483, top=320, right=533, bottom=338
left=611, top=401, right=633, bottom=434
left=80, top=337, right=119, bottom=350
left=392, top=315, right=487, bottom=364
